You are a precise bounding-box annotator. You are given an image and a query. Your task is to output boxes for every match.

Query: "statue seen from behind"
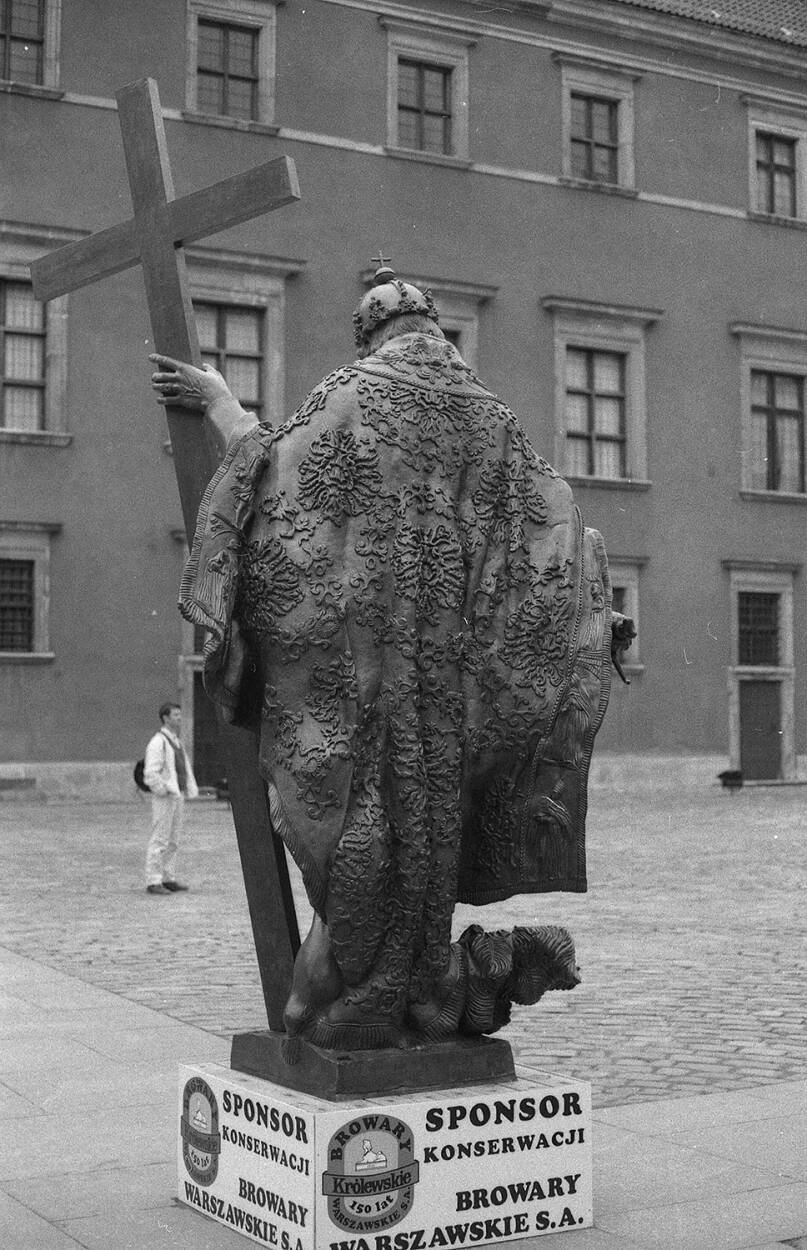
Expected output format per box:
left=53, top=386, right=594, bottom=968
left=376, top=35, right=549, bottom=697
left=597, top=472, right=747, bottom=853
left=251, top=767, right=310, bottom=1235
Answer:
left=151, top=264, right=633, bottom=1062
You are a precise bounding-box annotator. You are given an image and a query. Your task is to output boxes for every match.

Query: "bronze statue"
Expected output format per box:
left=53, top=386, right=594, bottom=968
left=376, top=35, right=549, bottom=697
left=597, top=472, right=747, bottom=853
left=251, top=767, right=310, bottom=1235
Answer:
left=151, top=264, right=631, bottom=1057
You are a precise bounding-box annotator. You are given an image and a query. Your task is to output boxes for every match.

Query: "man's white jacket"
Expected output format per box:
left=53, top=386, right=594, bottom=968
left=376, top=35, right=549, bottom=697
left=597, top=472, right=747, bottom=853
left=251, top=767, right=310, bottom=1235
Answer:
left=143, top=728, right=199, bottom=798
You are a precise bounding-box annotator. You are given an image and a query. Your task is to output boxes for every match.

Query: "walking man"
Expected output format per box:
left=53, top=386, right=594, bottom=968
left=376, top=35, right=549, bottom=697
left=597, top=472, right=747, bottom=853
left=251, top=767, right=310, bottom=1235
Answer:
left=143, top=701, right=197, bottom=894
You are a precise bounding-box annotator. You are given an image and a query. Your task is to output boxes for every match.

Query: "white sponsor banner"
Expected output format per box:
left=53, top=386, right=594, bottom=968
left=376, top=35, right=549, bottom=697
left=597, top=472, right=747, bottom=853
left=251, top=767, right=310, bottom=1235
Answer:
left=177, top=1063, right=592, bottom=1248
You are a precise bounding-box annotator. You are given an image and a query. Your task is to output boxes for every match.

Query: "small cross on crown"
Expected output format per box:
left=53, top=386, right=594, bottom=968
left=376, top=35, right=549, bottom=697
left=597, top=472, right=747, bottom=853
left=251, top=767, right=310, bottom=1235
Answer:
left=369, top=251, right=396, bottom=287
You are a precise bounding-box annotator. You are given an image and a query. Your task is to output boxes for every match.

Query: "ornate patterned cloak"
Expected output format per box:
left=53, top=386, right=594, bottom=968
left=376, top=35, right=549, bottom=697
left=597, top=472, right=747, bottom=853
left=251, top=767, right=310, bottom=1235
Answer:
left=180, top=334, right=613, bottom=1015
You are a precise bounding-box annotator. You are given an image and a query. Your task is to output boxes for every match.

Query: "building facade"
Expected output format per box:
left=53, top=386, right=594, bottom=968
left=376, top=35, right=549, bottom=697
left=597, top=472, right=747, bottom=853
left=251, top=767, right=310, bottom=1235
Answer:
left=1, top=0, right=805, bottom=794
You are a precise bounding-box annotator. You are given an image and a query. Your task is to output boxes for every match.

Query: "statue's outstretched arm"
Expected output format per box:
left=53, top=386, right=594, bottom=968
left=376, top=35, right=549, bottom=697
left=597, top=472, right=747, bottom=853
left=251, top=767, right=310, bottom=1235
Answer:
left=204, top=394, right=259, bottom=461
left=611, top=611, right=637, bottom=685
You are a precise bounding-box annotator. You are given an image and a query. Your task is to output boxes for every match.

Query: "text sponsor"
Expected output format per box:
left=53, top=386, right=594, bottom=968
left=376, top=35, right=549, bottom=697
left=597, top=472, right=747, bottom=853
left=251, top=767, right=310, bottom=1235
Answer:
left=455, top=1176, right=581, bottom=1209
left=238, top=1177, right=309, bottom=1226
left=422, top=1126, right=584, bottom=1164
left=424, top=1093, right=583, bottom=1133
left=222, top=1088, right=309, bottom=1143
left=328, top=1206, right=585, bottom=1250
left=221, top=1123, right=311, bottom=1175
left=183, top=1180, right=305, bottom=1248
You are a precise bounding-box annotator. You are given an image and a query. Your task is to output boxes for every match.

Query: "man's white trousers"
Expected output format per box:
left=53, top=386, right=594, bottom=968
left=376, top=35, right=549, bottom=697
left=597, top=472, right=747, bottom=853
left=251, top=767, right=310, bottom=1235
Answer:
left=146, top=793, right=184, bottom=885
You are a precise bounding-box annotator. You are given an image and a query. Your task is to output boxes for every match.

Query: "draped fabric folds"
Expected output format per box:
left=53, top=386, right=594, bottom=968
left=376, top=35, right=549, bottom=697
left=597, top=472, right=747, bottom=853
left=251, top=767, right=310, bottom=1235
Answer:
left=180, top=334, right=613, bottom=1019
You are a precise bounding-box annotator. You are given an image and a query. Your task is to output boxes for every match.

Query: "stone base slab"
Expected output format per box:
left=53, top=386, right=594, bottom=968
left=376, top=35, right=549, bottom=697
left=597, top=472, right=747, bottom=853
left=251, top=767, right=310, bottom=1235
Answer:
left=0, top=761, right=135, bottom=801
left=230, top=1030, right=516, bottom=1100
left=177, top=1061, right=592, bottom=1248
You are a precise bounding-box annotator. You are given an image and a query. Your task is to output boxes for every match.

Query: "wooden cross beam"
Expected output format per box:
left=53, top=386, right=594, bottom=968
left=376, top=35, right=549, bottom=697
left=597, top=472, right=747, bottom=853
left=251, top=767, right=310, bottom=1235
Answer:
left=30, top=77, right=302, bottom=1030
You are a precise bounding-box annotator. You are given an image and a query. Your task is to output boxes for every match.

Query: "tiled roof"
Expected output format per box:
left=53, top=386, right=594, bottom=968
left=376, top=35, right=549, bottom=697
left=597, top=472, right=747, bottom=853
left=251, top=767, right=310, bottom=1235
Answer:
left=606, top=0, right=807, bottom=48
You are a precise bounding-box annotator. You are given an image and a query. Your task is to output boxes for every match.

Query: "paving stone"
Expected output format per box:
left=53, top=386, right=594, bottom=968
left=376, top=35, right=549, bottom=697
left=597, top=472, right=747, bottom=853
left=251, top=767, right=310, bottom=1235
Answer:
left=0, top=1079, right=41, bottom=1120
left=660, top=1115, right=807, bottom=1181
left=0, top=1190, right=80, bottom=1250
left=589, top=1120, right=784, bottom=1212
left=745, top=1242, right=803, bottom=1250
left=744, top=1082, right=807, bottom=1114
left=517, top=1229, right=648, bottom=1248
left=594, top=1089, right=783, bottom=1133
left=3, top=1063, right=184, bottom=1115
left=596, top=1181, right=807, bottom=1249
left=6, top=1161, right=176, bottom=1221
left=0, top=1103, right=174, bottom=1182
left=0, top=786, right=805, bottom=1111
left=60, top=1201, right=254, bottom=1249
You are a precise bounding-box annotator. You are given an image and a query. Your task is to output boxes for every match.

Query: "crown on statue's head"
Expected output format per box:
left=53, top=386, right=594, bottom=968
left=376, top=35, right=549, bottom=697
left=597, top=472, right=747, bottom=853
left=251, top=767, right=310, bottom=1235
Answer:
left=353, top=255, right=439, bottom=349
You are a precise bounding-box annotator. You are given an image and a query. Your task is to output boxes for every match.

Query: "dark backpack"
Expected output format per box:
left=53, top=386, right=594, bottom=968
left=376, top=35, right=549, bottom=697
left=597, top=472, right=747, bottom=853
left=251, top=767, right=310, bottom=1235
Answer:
left=133, top=759, right=151, bottom=792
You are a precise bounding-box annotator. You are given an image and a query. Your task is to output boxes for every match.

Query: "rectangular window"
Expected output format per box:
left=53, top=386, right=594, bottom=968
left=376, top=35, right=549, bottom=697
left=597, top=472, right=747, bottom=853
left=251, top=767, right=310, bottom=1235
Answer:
left=555, top=56, right=640, bottom=191
left=197, top=18, right=258, bottom=120
left=570, top=93, right=618, bottom=183
left=0, top=556, right=34, bottom=650
left=0, top=523, right=57, bottom=657
left=1, top=280, right=46, bottom=432
left=726, top=564, right=795, bottom=779
left=545, top=297, right=659, bottom=482
left=383, top=19, right=474, bottom=161
left=565, top=347, right=626, bottom=478
left=738, top=591, right=779, bottom=666
left=195, top=301, right=264, bottom=419
left=397, top=58, right=452, bottom=155
left=749, top=369, right=805, bottom=493
left=755, top=132, right=797, bottom=216
left=0, top=0, right=44, bottom=84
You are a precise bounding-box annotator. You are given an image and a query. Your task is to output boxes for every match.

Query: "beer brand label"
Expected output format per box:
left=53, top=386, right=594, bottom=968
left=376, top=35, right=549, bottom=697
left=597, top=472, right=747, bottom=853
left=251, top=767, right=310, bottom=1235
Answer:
left=181, top=1075, right=222, bottom=1186
left=322, top=1113, right=419, bottom=1232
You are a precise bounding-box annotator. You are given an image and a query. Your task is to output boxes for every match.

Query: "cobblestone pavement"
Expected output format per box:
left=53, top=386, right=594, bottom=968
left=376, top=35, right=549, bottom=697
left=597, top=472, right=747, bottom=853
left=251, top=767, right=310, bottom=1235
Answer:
left=1, top=783, right=804, bottom=1109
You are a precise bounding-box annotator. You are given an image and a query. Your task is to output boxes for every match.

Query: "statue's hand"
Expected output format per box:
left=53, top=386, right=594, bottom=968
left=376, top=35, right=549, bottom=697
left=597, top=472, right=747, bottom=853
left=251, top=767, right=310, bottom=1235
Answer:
left=149, top=352, right=231, bottom=412
left=611, top=612, right=637, bottom=685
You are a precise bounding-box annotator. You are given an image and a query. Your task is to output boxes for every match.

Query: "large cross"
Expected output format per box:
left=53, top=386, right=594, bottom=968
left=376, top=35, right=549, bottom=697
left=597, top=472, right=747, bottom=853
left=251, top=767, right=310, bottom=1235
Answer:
left=30, top=78, right=302, bottom=1030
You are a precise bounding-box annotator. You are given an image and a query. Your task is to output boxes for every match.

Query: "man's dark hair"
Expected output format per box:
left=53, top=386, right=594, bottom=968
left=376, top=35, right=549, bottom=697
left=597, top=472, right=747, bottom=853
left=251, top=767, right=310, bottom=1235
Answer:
left=159, top=701, right=180, bottom=722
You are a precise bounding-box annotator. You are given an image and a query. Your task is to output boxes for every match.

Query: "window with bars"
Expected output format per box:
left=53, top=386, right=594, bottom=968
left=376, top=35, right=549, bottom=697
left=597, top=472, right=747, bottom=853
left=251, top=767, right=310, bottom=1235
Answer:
left=738, top=592, right=780, bottom=666
left=564, top=347, right=627, bottom=478
left=197, top=19, right=258, bottom=120
left=749, top=369, right=805, bottom=493
left=1, top=281, right=46, bottom=432
left=0, top=0, right=44, bottom=84
left=0, top=557, right=34, bottom=651
left=195, top=302, right=264, bottom=419
left=397, top=58, right=452, bottom=155
left=570, top=93, right=618, bottom=183
left=755, top=132, right=797, bottom=217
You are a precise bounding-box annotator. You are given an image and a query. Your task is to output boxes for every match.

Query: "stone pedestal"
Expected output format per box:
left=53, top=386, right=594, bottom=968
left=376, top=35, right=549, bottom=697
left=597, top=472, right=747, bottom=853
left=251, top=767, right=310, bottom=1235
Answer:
left=177, top=1062, right=593, bottom=1248
left=230, top=1030, right=516, bottom=1099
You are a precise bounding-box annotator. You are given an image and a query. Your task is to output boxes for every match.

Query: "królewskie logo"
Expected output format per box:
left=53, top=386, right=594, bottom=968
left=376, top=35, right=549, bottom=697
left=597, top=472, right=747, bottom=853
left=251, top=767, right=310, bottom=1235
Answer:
left=180, top=1076, right=222, bottom=1186
left=323, top=1113, right=419, bottom=1232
